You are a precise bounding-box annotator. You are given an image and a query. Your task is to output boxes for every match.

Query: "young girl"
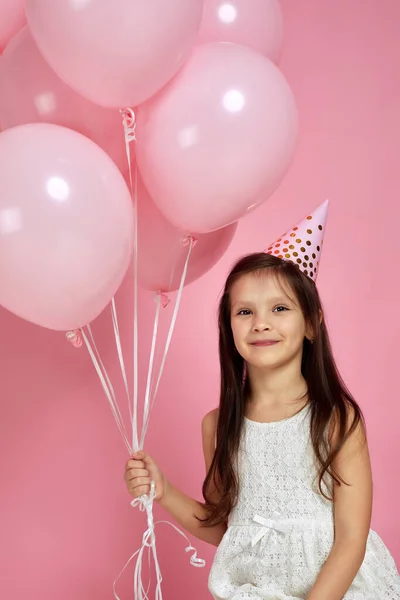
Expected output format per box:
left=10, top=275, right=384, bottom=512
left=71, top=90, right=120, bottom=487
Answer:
left=125, top=205, right=399, bottom=599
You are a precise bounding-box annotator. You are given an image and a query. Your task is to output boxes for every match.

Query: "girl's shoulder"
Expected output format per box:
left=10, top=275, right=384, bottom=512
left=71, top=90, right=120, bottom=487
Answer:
left=328, top=399, right=367, bottom=448
left=202, top=407, right=219, bottom=438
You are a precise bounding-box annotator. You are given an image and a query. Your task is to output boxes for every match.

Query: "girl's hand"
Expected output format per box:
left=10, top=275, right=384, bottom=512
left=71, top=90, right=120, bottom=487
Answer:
left=124, top=450, right=168, bottom=502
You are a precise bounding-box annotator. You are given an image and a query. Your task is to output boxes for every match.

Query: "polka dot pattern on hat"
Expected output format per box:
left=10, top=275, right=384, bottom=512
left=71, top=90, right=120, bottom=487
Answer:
left=264, top=200, right=329, bottom=281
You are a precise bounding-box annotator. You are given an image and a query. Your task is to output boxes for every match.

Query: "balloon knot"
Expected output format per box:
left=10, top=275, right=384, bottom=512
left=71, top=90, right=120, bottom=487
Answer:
left=120, top=108, right=136, bottom=142
left=181, top=234, right=198, bottom=248
left=155, top=291, right=170, bottom=308
left=66, top=329, right=83, bottom=348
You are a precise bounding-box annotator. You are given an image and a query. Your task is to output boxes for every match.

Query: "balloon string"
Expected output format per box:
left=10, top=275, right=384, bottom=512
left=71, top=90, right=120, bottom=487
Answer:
left=121, top=107, right=139, bottom=452
left=81, top=326, right=132, bottom=454
left=140, top=236, right=194, bottom=448
left=119, top=108, right=196, bottom=450
left=132, top=166, right=139, bottom=451
left=80, top=316, right=206, bottom=600
left=111, top=297, right=132, bottom=424
left=90, top=109, right=203, bottom=600
left=113, top=482, right=205, bottom=600
left=141, top=292, right=162, bottom=451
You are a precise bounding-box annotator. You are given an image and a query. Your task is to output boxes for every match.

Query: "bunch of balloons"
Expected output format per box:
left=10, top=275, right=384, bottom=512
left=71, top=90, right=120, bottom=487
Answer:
left=0, top=0, right=298, bottom=331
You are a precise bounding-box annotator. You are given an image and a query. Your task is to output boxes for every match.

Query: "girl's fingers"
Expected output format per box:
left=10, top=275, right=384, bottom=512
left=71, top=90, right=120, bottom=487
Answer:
left=124, top=452, right=158, bottom=500
left=125, top=468, right=148, bottom=481
left=129, top=476, right=151, bottom=489
left=132, top=451, right=146, bottom=461
left=131, top=485, right=151, bottom=498
left=129, top=479, right=152, bottom=496
left=125, top=459, right=145, bottom=470
left=132, top=451, right=153, bottom=468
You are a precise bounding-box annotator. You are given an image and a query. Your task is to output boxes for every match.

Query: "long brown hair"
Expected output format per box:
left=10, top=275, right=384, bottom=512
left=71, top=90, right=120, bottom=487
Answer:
left=201, top=252, right=364, bottom=527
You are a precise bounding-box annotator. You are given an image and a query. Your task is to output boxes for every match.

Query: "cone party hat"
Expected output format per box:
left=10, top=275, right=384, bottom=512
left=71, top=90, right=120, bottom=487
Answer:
left=264, top=200, right=329, bottom=281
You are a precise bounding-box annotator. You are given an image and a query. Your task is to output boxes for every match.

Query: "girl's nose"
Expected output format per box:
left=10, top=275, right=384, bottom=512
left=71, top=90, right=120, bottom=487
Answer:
left=252, top=321, right=271, bottom=332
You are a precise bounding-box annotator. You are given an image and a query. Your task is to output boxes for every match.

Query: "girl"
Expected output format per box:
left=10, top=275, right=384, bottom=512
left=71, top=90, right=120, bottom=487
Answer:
left=124, top=206, right=399, bottom=599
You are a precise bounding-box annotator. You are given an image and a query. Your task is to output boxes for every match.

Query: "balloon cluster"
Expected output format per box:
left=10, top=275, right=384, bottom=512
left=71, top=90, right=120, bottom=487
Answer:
left=0, top=0, right=298, bottom=331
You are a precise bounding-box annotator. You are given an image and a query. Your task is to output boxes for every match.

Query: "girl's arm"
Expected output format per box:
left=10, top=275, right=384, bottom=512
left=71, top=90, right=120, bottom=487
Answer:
left=159, top=482, right=226, bottom=546
left=307, top=406, right=373, bottom=600
left=160, top=408, right=226, bottom=547
left=127, top=409, right=226, bottom=547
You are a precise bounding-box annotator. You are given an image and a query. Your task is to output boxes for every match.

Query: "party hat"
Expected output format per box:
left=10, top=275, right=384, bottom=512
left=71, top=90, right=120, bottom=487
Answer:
left=264, top=200, right=329, bottom=281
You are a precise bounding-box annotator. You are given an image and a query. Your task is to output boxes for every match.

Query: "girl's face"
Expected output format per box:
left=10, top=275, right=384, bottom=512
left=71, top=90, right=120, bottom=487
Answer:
left=230, top=272, right=311, bottom=370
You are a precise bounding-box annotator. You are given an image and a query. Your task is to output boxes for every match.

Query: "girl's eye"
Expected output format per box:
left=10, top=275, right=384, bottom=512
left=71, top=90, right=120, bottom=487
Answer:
left=237, top=306, right=288, bottom=315
left=273, top=306, right=289, bottom=313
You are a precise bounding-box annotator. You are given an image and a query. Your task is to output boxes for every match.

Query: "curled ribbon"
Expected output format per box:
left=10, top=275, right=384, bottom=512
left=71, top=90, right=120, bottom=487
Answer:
left=113, top=482, right=205, bottom=600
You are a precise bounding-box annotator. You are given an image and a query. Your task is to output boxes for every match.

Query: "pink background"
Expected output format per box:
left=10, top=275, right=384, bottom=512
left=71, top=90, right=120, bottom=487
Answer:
left=1, top=0, right=399, bottom=598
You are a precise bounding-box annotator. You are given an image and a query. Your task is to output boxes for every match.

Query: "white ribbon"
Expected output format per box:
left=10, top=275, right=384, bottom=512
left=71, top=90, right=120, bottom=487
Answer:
left=113, top=483, right=205, bottom=600
left=140, top=237, right=194, bottom=449
left=81, top=326, right=132, bottom=455
left=120, top=108, right=139, bottom=453
left=251, top=512, right=291, bottom=547
left=141, top=292, right=163, bottom=453
left=72, top=109, right=205, bottom=600
left=112, top=110, right=203, bottom=599
left=111, top=297, right=132, bottom=424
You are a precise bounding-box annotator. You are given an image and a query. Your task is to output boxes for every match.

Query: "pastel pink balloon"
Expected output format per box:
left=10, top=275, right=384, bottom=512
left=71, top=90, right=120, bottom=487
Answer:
left=0, top=27, right=128, bottom=174
left=136, top=178, right=237, bottom=292
left=25, top=0, right=204, bottom=108
left=0, top=124, right=134, bottom=331
left=198, top=0, right=283, bottom=63
left=136, top=42, right=298, bottom=233
left=0, top=0, right=26, bottom=51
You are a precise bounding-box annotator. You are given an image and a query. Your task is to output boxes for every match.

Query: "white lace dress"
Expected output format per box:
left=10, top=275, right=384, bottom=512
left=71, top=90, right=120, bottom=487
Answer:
left=208, top=404, right=400, bottom=599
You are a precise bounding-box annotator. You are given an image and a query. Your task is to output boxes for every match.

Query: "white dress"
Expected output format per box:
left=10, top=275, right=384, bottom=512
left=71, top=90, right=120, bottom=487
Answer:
left=208, top=404, right=400, bottom=599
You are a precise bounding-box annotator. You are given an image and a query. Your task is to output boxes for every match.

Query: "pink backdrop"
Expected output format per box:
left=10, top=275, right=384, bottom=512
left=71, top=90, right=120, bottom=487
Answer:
left=1, top=0, right=399, bottom=598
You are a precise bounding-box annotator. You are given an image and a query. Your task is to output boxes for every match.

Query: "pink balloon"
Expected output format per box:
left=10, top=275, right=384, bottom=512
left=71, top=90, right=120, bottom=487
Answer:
left=198, top=0, right=283, bottom=63
left=136, top=42, right=298, bottom=233
left=0, top=124, right=134, bottom=331
left=0, top=0, right=26, bottom=51
left=0, top=27, right=129, bottom=173
left=136, top=177, right=237, bottom=292
left=25, top=0, right=204, bottom=108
